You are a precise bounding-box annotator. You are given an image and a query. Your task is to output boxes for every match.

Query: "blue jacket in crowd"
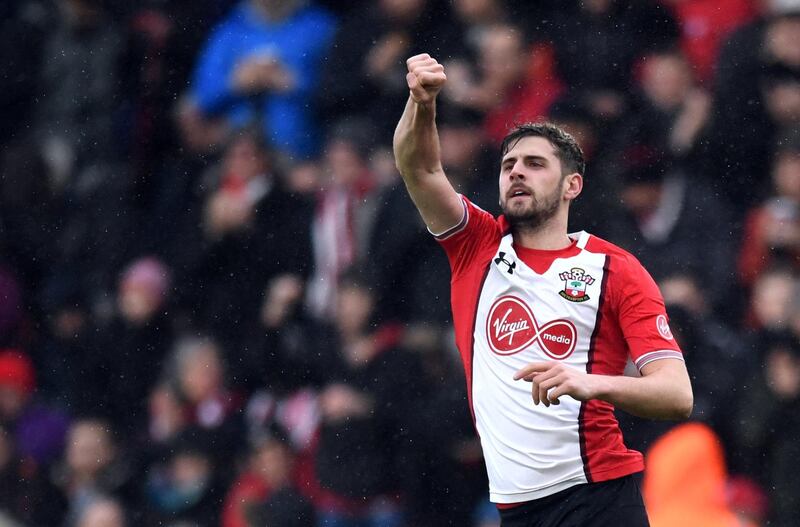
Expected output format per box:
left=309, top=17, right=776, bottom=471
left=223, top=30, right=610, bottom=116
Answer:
left=190, top=2, right=336, bottom=158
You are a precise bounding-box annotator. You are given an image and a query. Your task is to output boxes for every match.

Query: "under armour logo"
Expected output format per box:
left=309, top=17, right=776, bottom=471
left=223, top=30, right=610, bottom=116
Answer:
left=494, top=252, right=516, bottom=274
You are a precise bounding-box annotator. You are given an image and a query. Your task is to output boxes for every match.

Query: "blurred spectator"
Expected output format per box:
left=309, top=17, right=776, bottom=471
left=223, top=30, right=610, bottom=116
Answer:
left=86, top=257, right=174, bottom=434
left=175, top=126, right=313, bottom=351
left=285, top=160, right=324, bottom=196
left=449, top=0, right=509, bottom=60
left=33, top=281, right=95, bottom=412
left=184, top=0, right=336, bottom=158
left=598, top=47, right=714, bottom=237
left=660, top=274, right=753, bottom=429
left=748, top=265, right=798, bottom=330
left=444, top=23, right=563, bottom=144
left=662, top=0, right=757, bottom=83
left=310, top=271, right=423, bottom=526
left=604, top=145, right=736, bottom=312
left=397, top=324, right=488, bottom=527
left=53, top=418, right=135, bottom=527
left=317, top=0, right=447, bottom=137
left=644, top=422, right=755, bottom=527
left=116, top=257, right=171, bottom=326
left=762, top=62, right=800, bottom=131
left=660, top=297, right=746, bottom=439
left=142, top=429, right=225, bottom=527
left=708, top=2, right=800, bottom=209
left=739, top=129, right=800, bottom=287
left=239, top=273, right=322, bottom=392
left=123, top=0, right=235, bottom=187
left=0, top=423, right=66, bottom=525
left=28, top=0, right=134, bottom=318
left=162, top=336, right=244, bottom=451
left=366, top=178, right=453, bottom=325
left=547, top=97, right=616, bottom=235
left=626, top=49, right=712, bottom=164
left=76, top=497, right=128, bottom=527
left=33, top=0, right=126, bottom=171
left=29, top=0, right=135, bottom=298
left=547, top=98, right=601, bottom=170
left=306, top=120, right=383, bottom=320
left=619, top=276, right=750, bottom=454
left=260, top=274, right=306, bottom=335
left=726, top=475, right=770, bottom=527
left=147, top=383, right=189, bottom=447
left=0, top=350, right=70, bottom=467
left=200, top=129, right=280, bottom=243
left=547, top=0, right=679, bottom=122
left=436, top=105, right=499, bottom=206
left=733, top=331, right=800, bottom=526
left=222, top=422, right=314, bottom=527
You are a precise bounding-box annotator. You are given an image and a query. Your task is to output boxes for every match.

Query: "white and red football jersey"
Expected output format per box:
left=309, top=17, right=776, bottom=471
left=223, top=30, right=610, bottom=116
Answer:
left=435, top=196, right=683, bottom=504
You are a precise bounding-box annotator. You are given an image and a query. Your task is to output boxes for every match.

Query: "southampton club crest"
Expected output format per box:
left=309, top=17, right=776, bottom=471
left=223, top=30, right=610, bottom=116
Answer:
left=558, top=267, right=595, bottom=303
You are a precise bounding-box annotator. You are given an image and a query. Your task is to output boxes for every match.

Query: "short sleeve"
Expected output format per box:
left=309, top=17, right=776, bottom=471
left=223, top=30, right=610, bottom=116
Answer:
left=434, top=196, right=502, bottom=278
left=609, top=254, right=684, bottom=372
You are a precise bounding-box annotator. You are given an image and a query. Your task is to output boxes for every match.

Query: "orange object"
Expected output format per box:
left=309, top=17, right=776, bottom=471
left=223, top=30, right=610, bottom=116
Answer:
left=644, top=423, right=755, bottom=527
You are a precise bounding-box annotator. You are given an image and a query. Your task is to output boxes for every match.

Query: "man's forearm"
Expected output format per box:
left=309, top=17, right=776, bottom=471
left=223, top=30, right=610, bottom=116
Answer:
left=393, top=54, right=463, bottom=233
left=590, top=366, right=693, bottom=420
left=393, top=96, right=444, bottom=183
left=517, top=359, right=693, bottom=420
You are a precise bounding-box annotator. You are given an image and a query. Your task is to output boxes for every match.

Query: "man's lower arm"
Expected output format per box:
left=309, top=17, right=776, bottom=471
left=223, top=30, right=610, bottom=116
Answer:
left=393, top=96, right=443, bottom=180
left=591, top=368, right=693, bottom=420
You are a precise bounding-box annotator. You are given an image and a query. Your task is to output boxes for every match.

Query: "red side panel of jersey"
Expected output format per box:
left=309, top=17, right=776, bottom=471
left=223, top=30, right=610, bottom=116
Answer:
left=579, top=248, right=646, bottom=482
left=450, top=263, right=492, bottom=428
left=437, top=197, right=503, bottom=427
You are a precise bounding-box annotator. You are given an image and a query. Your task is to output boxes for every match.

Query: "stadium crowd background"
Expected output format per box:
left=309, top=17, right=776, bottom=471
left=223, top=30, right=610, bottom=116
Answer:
left=1, top=0, right=799, bottom=525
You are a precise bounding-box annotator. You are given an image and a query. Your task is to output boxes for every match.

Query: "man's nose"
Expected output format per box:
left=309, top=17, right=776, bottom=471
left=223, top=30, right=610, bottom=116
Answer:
left=509, top=162, right=526, bottom=180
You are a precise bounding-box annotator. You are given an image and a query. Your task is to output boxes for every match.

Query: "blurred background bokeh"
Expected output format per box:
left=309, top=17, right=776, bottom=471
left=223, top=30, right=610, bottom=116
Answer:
left=1, top=0, right=799, bottom=525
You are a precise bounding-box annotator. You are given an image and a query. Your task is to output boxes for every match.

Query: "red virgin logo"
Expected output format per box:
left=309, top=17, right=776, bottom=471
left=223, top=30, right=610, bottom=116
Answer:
left=486, top=296, right=577, bottom=359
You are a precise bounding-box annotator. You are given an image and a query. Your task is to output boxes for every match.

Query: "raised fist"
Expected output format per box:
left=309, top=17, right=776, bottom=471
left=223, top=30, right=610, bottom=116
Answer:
left=405, top=53, right=447, bottom=105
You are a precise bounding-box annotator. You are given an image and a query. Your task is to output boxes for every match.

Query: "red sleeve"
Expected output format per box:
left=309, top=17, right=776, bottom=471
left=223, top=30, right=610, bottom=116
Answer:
left=434, top=195, right=502, bottom=278
left=607, top=253, right=684, bottom=372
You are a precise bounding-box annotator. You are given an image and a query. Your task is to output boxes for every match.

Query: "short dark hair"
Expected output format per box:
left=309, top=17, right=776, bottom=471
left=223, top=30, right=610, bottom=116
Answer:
left=500, top=122, right=585, bottom=176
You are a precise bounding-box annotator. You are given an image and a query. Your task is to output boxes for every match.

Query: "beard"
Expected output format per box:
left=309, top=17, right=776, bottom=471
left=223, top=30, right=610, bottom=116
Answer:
left=501, top=183, right=562, bottom=233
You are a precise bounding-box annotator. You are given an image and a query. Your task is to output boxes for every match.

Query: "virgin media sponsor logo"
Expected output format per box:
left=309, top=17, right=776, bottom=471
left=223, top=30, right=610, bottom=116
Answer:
left=486, top=296, right=577, bottom=359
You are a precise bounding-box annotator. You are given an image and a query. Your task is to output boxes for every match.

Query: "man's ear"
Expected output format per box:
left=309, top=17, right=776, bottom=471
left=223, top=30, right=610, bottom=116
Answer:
left=563, top=173, right=583, bottom=201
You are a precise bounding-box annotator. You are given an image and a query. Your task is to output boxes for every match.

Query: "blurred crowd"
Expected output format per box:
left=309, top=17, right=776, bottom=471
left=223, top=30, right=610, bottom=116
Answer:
left=1, top=0, right=799, bottom=525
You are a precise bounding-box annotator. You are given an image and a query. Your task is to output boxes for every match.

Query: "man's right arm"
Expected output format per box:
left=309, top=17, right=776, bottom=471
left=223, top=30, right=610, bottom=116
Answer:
left=393, top=54, right=464, bottom=235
